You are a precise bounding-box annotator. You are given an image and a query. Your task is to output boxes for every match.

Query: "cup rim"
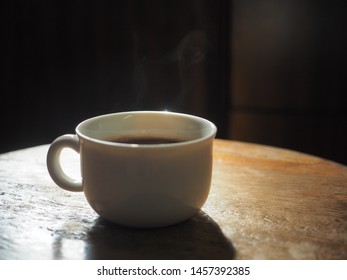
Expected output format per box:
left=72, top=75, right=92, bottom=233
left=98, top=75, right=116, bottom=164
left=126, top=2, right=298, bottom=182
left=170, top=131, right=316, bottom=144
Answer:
left=76, top=111, right=217, bottom=148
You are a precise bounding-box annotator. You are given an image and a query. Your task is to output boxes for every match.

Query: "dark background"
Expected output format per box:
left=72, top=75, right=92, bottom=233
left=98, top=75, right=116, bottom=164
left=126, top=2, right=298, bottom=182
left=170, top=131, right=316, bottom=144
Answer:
left=1, top=0, right=230, bottom=150
left=228, top=0, right=347, bottom=165
left=2, top=0, right=347, bottom=164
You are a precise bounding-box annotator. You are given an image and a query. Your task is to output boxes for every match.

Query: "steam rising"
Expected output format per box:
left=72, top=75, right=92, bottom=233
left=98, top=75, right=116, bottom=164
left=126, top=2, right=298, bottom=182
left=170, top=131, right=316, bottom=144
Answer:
left=130, top=30, right=209, bottom=112
left=177, top=30, right=208, bottom=67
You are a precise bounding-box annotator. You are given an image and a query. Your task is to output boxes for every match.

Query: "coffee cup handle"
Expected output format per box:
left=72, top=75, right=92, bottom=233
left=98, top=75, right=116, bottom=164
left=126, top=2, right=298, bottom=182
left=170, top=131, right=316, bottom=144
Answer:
left=46, top=134, right=83, bottom=192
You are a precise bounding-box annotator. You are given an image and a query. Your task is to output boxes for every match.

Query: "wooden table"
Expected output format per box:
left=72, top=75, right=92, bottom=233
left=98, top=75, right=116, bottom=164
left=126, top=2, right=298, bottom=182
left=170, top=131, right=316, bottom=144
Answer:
left=1, top=139, right=346, bottom=260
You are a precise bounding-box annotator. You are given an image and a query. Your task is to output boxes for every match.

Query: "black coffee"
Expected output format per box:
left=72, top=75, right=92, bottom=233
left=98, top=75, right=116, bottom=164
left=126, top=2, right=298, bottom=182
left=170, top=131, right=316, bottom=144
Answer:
left=107, top=136, right=188, bottom=145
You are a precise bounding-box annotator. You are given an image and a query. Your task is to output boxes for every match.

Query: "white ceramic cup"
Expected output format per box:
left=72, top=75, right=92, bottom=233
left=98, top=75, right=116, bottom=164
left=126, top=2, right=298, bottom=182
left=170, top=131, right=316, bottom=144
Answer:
left=46, top=111, right=217, bottom=228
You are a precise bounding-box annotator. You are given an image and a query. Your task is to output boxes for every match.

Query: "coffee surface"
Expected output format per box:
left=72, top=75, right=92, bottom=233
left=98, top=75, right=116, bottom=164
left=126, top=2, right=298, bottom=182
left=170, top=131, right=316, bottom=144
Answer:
left=107, top=136, right=188, bottom=145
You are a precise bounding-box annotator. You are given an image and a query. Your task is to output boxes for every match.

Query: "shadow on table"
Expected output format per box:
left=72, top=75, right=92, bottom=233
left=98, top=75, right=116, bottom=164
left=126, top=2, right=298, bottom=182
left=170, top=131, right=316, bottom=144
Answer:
left=84, top=210, right=235, bottom=259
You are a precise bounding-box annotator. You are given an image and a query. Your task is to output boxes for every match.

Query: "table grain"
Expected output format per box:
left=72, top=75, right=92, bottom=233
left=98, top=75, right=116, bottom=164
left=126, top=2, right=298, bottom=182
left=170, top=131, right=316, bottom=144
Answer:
left=1, top=139, right=346, bottom=259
